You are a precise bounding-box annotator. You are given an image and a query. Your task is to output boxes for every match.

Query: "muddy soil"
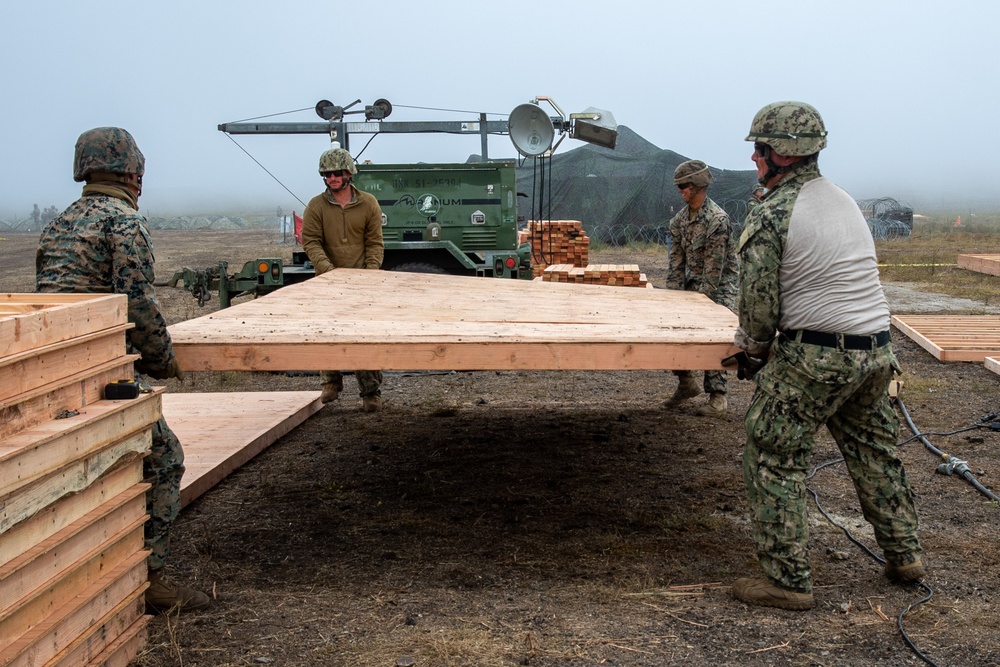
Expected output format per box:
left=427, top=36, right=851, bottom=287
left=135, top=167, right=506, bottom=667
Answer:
left=2, top=229, right=998, bottom=667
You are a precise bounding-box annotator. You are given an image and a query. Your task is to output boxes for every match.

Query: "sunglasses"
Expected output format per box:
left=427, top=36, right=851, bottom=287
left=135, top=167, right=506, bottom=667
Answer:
left=753, top=142, right=770, bottom=158
left=323, top=170, right=351, bottom=178
left=677, top=183, right=693, bottom=191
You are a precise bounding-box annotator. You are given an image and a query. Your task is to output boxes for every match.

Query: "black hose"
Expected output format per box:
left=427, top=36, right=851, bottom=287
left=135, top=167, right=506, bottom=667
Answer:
left=896, top=397, right=1000, bottom=502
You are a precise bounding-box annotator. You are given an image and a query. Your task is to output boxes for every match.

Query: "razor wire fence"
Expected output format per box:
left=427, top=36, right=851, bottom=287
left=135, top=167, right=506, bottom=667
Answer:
left=587, top=197, right=913, bottom=247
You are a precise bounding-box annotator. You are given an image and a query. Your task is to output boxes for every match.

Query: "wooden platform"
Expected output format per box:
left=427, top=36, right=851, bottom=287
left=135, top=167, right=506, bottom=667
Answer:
left=168, top=269, right=740, bottom=372
left=162, top=391, right=322, bottom=507
left=891, top=314, right=1000, bottom=361
left=957, top=254, right=1000, bottom=276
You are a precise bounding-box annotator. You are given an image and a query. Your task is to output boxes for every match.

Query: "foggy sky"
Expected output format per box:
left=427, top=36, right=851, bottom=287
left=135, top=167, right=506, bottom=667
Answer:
left=3, top=0, right=999, bottom=220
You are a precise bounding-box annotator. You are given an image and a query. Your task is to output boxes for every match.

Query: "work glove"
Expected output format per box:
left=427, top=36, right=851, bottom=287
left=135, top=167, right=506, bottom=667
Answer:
left=722, top=351, right=766, bottom=381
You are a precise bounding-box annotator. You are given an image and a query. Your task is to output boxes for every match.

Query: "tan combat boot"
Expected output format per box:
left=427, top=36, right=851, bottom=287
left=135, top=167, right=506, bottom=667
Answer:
left=885, top=558, right=926, bottom=583
left=320, top=383, right=340, bottom=404
left=732, top=577, right=814, bottom=610
left=146, top=570, right=211, bottom=612
left=362, top=395, right=382, bottom=413
left=664, top=375, right=701, bottom=407
left=696, top=392, right=728, bottom=417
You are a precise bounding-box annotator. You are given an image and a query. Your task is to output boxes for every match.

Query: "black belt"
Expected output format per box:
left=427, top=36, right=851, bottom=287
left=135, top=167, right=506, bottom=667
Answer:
left=783, top=329, right=890, bottom=350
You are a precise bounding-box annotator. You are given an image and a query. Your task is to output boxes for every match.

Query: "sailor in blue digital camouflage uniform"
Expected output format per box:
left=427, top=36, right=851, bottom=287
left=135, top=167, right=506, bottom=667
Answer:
left=730, top=102, right=923, bottom=610
left=36, top=127, right=211, bottom=613
left=663, top=160, right=739, bottom=417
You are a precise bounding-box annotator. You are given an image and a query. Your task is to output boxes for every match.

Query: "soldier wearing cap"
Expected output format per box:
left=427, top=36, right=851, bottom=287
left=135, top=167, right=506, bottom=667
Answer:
left=36, top=127, right=211, bottom=613
left=663, top=160, right=739, bottom=417
left=301, top=147, right=385, bottom=413
left=731, top=102, right=923, bottom=610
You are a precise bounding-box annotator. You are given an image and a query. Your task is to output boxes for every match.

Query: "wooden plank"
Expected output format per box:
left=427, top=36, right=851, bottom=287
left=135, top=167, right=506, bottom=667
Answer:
left=0, top=294, right=127, bottom=361
left=0, top=325, right=131, bottom=404
left=162, top=391, right=323, bottom=507
left=0, top=464, right=140, bottom=570
left=169, top=269, right=740, bottom=371
left=0, top=485, right=146, bottom=618
left=0, top=440, right=147, bottom=536
left=0, top=392, right=160, bottom=500
left=891, top=315, right=1000, bottom=362
left=0, top=522, right=144, bottom=655
left=81, top=614, right=149, bottom=667
left=0, top=549, right=147, bottom=667
left=0, top=357, right=138, bottom=442
left=41, top=592, right=145, bottom=667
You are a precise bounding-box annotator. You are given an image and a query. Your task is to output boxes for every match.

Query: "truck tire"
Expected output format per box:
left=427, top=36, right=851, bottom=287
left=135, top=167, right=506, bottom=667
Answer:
left=390, top=262, right=448, bottom=274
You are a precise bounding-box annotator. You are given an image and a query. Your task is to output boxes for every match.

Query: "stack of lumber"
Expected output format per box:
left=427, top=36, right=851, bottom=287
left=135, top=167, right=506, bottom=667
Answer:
left=541, top=264, right=649, bottom=288
left=1, top=293, right=154, bottom=667
left=519, top=220, right=591, bottom=277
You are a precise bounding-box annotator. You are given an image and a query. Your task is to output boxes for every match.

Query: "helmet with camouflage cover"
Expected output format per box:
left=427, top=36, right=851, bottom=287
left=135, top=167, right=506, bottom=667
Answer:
left=318, top=148, right=357, bottom=175
left=745, top=101, right=827, bottom=156
left=674, top=160, right=713, bottom=188
left=73, top=127, right=145, bottom=182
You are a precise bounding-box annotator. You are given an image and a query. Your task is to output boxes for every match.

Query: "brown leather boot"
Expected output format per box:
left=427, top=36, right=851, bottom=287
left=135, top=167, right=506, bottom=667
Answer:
left=885, top=558, right=926, bottom=583
left=732, top=577, right=814, bottom=610
left=696, top=393, right=728, bottom=417
left=320, top=383, right=340, bottom=404
left=362, top=395, right=382, bottom=413
left=146, top=569, right=211, bottom=613
left=664, top=375, right=701, bottom=407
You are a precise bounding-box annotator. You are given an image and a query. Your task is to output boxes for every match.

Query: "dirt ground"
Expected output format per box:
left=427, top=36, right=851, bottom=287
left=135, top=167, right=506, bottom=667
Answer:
left=2, top=229, right=999, bottom=667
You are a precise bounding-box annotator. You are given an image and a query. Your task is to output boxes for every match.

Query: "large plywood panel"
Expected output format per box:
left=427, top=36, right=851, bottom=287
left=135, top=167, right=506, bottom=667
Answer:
left=957, top=254, right=1000, bottom=276
left=162, top=391, right=323, bottom=506
left=168, top=269, right=740, bottom=371
left=891, top=315, right=1000, bottom=362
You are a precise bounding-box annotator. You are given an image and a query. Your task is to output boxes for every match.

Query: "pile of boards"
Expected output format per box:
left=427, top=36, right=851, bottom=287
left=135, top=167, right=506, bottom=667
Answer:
left=520, top=220, right=591, bottom=277
left=1, top=293, right=155, bottom=667
left=540, top=264, right=649, bottom=288
left=521, top=220, right=649, bottom=287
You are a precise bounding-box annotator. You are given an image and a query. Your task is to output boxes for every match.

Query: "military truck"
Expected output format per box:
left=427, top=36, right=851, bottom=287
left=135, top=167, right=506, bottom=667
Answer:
left=162, top=97, right=616, bottom=306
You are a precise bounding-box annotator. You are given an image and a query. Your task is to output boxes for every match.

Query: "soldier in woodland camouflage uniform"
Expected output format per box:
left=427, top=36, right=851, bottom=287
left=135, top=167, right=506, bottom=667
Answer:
left=301, top=147, right=385, bottom=413
left=36, top=127, right=211, bottom=613
left=663, top=160, right=739, bottom=417
left=731, top=102, right=923, bottom=610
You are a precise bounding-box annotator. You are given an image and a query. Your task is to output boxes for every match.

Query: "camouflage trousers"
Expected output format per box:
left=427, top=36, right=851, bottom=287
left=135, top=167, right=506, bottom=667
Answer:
left=320, top=370, right=383, bottom=397
left=674, top=369, right=727, bottom=395
left=145, top=417, right=185, bottom=571
left=742, top=336, right=921, bottom=593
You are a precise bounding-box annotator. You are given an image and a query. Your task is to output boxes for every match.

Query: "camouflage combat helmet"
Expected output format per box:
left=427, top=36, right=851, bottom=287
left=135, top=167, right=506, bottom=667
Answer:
left=73, top=127, right=145, bottom=182
left=745, top=101, right=827, bottom=156
left=674, top=160, right=713, bottom=187
left=318, top=148, right=357, bottom=175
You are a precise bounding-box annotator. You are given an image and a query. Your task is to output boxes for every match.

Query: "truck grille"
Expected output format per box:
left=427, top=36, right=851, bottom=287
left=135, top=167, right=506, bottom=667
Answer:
left=462, top=229, right=498, bottom=249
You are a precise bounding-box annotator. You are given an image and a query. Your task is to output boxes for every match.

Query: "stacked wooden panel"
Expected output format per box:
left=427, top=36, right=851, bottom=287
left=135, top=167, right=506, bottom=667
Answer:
left=519, top=220, right=591, bottom=277
left=541, top=264, right=649, bottom=288
left=1, top=293, right=154, bottom=667
left=957, top=254, right=1000, bottom=276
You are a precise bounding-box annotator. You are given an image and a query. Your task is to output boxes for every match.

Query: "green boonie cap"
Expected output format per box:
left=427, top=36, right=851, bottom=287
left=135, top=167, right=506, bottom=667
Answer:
left=674, top=160, right=713, bottom=187
left=746, top=101, right=828, bottom=157
left=318, top=148, right=357, bottom=175
left=73, top=127, right=145, bottom=182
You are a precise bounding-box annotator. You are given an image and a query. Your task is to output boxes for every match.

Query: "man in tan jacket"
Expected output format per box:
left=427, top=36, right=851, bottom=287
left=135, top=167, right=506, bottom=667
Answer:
left=301, top=147, right=385, bottom=412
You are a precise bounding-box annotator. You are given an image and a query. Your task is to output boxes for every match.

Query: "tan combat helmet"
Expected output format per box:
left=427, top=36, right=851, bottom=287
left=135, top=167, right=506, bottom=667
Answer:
left=674, top=160, right=713, bottom=187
